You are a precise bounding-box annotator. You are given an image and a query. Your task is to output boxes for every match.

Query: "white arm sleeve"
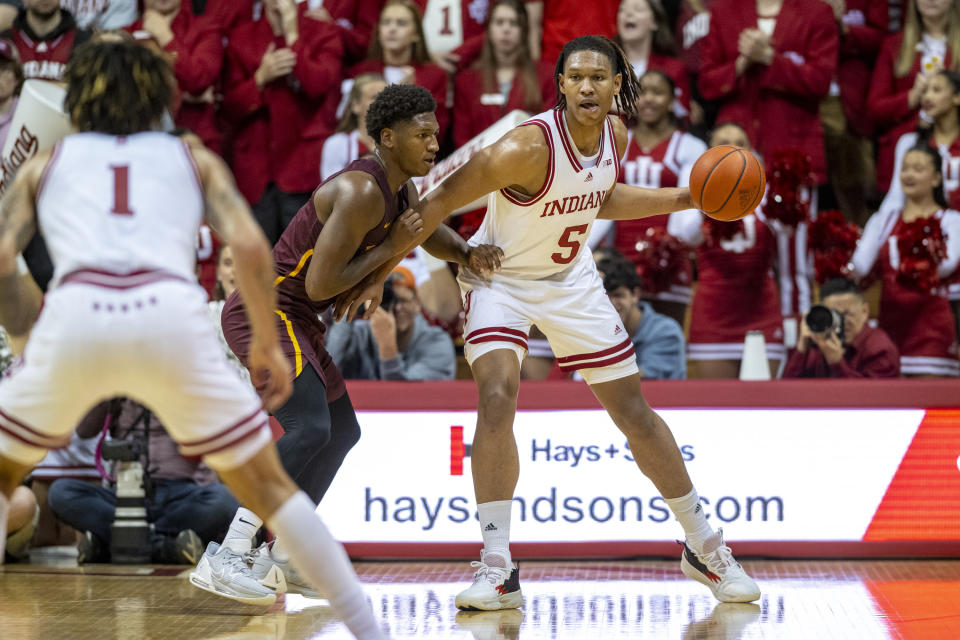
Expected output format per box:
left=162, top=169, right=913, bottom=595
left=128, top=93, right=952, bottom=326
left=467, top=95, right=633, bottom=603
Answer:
left=938, top=210, right=960, bottom=279
left=667, top=209, right=705, bottom=246
left=851, top=210, right=896, bottom=278
left=877, top=132, right=916, bottom=220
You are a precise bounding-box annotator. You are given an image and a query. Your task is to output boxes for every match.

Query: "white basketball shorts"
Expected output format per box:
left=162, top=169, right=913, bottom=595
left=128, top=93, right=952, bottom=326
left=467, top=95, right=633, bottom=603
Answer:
left=0, top=274, right=270, bottom=471
left=460, top=262, right=639, bottom=385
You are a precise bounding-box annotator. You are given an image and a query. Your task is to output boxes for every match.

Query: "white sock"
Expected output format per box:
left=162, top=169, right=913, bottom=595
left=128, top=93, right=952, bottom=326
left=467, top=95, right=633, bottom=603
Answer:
left=478, top=500, right=512, bottom=568
left=0, top=492, right=8, bottom=565
left=223, top=507, right=262, bottom=552
left=267, top=492, right=385, bottom=640
left=664, top=488, right=715, bottom=553
left=270, top=538, right=289, bottom=563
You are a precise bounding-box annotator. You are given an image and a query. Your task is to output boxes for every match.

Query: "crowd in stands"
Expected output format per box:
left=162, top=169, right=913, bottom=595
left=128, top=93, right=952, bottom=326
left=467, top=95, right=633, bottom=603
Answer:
left=4, top=0, right=960, bottom=387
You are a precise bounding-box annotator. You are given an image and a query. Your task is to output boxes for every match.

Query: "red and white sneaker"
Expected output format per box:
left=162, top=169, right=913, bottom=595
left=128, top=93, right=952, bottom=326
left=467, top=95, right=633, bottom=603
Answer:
left=455, top=551, right=523, bottom=611
left=679, top=529, right=760, bottom=603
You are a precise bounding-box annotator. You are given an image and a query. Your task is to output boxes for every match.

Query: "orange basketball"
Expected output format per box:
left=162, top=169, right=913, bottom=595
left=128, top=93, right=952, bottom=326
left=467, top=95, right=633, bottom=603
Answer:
left=688, top=145, right=766, bottom=221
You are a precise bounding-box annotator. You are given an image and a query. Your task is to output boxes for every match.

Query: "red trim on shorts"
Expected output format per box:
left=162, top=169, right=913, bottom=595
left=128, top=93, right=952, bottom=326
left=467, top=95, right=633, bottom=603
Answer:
left=556, top=337, right=633, bottom=365
left=558, top=345, right=635, bottom=372
left=178, top=407, right=264, bottom=448
left=467, top=335, right=529, bottom=350
left=500, top=120, right=555, bottom=207
left=35, top=141, right=64, bottom=204
left=59, top=269, right=189, bottom=290
left=0, top=407, right=68, bottom=446
left=185, top=418, right=269, bottom=457
left=466, top=326, right=528, bottom=341
left=554, top=109, right=583, bottom=172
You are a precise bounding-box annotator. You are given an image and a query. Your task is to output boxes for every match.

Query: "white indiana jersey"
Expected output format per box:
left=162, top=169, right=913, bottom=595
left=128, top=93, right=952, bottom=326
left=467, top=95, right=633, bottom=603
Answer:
left=468, top=108, right=621, bottom=280
left=37, top=132, right=204, bottom=287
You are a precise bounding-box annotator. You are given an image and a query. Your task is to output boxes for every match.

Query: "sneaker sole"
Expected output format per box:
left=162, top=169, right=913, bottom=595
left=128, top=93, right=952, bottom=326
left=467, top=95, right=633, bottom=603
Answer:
left=680, top=554, right=760, bottom=603
left=189, top=571, right=278, bottom=606
left=455, top=589, right=524, bottom=611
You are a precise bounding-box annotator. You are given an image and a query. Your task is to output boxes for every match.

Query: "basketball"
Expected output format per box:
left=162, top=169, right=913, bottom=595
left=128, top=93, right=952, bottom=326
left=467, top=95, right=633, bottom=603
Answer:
left=688, top=145, right=766, bottom=221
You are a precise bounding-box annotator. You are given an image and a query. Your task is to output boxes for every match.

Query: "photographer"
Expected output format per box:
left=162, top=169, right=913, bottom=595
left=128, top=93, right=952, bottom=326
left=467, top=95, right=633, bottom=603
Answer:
left=326, top=266, right=456, bottom=381
left=48, top=399, right=239, bottom=564
left=783, top=278, right=900, bottom=378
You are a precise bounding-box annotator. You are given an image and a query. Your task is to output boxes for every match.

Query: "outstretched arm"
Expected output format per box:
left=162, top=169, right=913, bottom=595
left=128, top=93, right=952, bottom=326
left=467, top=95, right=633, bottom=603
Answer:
left=0, top=153, right=46, bottom=335
left=190, top=141, right=291, bottom=410
left=597, top=184, right=696, bottom=220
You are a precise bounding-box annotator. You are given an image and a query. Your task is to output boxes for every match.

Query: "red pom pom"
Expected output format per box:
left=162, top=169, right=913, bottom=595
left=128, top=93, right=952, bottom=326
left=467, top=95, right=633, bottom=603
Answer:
left=702, top=216, right=745, bottom=247
left=896, top=217, right=948, bottom=293
left=764, top=150, right=815, bottom=227
left=808, top=209, right=861, bottom=284
left=632, top=227, right=688, bottom=294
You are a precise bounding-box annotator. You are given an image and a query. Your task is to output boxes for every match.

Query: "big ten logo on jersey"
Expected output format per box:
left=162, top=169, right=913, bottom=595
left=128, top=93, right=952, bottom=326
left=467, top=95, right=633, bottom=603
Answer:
left=622, top=156, right=664, bottom=189
left=720, top=215, right=758, bottom=254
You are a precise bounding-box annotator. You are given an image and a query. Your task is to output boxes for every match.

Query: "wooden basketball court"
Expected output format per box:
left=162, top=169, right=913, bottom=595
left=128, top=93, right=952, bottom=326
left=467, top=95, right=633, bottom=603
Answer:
left=2, top=558, right=959, bottom=639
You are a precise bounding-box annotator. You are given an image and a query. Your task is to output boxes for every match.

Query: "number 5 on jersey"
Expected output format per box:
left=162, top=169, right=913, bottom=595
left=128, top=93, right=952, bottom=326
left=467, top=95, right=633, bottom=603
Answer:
left=551, top=224, right=588, bottom=265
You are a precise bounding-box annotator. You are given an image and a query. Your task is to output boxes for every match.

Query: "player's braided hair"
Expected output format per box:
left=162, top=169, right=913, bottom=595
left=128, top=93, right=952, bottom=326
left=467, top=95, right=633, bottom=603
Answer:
left=554, top=35, right=642, bottom=120
left=64, top=39, right=174, bottom=135
left=365, top=84, right=437, bottom=146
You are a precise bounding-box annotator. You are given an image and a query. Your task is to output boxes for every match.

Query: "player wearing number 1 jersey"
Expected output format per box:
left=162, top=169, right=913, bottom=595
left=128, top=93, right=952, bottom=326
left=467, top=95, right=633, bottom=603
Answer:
left=341, top=35, right=760, bottom=610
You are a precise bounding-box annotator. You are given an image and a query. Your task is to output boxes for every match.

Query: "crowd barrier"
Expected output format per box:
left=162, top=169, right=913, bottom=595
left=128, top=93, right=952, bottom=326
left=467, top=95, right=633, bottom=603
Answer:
left=312, top=380, right=960, bottom=559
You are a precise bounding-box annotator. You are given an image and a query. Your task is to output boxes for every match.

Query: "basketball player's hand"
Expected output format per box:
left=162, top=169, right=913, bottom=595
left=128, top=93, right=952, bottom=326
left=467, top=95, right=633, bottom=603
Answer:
left=334, top=277, right=384, bottom=322
left=387, top=209, right=424, bottom=253
left=810, top=329, right=844, bottom=365
left=465, top=244, right=504, bottom=275
left=248, top=339, right=293, bottom=410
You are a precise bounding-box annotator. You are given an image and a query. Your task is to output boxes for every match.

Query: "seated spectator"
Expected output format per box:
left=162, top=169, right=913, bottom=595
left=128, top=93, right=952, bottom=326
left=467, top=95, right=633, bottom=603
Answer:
left=61, top=0, right=138, bottom=30
left=698, top=0, right=837, bottom=192
left=600, top=256, right=686, bottom=379
left=613, top=70, right=702, bottom=325
left=128, top=0, right=224, bottom=152
left=3, top=0, right=91, bottom=82
left=222, top=0, right=343, bottom=244
left=783, top=278, right=901, bottom=378
left=0, top=39, right=22, bottom=150
left=851, top=145, right=960, bottom=376
left=616, top=0, right=691, bottom=120
left=48, top=399, right=239, bottom=564
left=349, top=0, right=450, bottom=145
left=668, top=122, right=784, bottom=378
left=4, top=485, right=38, bottom=562
left=326, top=267, right=457, bottom=380
left=869, top=0, right=960, bottom=194
left=321, top=73, right=386, bottom=180
left=451, top=0, right=553, bottom=148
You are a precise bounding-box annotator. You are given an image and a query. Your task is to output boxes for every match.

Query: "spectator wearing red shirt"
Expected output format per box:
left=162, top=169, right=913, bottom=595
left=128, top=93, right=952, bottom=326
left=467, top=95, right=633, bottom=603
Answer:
left=820, top=0, right=888, bottom=227
left=526, top=0, right=619, bottom=66
left=868, top=0, right=959, bottom=193
left=222, top=0, right=343, bottom=244
left=128, top=0, right=224, bottom=153
left=452, top=0, right=552, bottom=148
left=349, top=1, right=449, bottom=146
left=783, top=278, right=901, bottom=378
left=3, top=0, right=90, bottom=82
left=697, top=0, right=838, bottom=185
left=321, top=73, right=387, bottom=180
left=300, top=0, right=383, bottom=65
left=617, top=0, right=692, bottom=122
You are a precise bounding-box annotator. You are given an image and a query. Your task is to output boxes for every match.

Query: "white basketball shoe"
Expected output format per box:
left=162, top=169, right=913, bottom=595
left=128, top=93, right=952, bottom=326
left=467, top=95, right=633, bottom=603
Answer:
left=247, top=541, right=321, bottom=598
left=679, top=529, right=761, bottom=603
left=189, top=542, right=279, bottom=605
left=455, top=551, right=523, bottom=611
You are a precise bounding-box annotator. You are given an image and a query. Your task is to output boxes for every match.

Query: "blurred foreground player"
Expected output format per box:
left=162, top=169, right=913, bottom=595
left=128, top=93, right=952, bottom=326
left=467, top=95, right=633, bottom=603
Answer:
left=0, top=40, right=387, bottom=639
left=338, top=35, right=760, bottom=609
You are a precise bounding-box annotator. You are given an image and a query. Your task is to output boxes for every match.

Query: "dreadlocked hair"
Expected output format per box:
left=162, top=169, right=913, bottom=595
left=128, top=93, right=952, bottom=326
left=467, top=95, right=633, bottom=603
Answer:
left=554, top=35, right=641, bottom=120
left=64, top=39, right=174, bottom=135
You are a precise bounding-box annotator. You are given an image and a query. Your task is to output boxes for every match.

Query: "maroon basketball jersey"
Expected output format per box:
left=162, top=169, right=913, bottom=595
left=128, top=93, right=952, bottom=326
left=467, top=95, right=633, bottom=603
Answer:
left=273, top=157, right=410, bottom=320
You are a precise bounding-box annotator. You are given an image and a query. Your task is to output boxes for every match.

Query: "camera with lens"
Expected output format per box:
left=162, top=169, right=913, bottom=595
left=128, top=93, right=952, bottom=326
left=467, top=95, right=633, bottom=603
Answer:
left=805, top=304, right=845, bottom=343
left=100, top=402, right=153, bottom=564
left=380, top=279, right=397, bottom=311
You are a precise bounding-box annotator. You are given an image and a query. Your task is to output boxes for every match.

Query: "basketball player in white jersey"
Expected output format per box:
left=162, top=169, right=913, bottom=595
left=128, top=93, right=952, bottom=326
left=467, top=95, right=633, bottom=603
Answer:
left=0, top=40, right=387, bottom=639
left=338, top=35, right=760, bottom=610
